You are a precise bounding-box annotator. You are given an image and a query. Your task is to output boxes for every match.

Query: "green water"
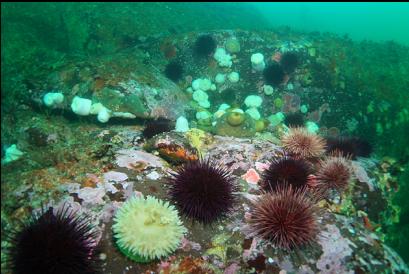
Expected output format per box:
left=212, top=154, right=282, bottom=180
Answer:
left=1, top=2, right=409, bottom=272
left=252, top=2, right=409, bottom=45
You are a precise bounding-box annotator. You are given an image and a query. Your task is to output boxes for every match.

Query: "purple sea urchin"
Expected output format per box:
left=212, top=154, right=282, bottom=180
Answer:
left=260, top=156, right=312, bottom=192
left=248, top=186, right=319, bottom=250
left=263, top=63, right=285, bottom=87
left=353, top=138, right=373, bottom=158
left=164, top=61, right=184, bottom=82
left=280, top=51, right=299, bottom=74
left=4, top=206, right=101, bottom=274
left=325, top=137, right=356, bottom=158
left=284, top=112, right=305, bottom=128
left=326, top=137, right=372, bottom=159
left=167, top=158, right=238, bottom=224
left=194, top=35, right=217, bottom=57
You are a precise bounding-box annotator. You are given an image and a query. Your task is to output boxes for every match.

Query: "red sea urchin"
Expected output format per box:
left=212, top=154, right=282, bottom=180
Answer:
left=282, top=127, right=326, bottom=158
left=316, top=156, right=352, bottom=193
left=260, top=156, right=312, bottom=192
left=4, top=206, right=101, bottom=274
left=248, top=186, right=319, bottom=250
left=167, top=158, right=238, bottom=224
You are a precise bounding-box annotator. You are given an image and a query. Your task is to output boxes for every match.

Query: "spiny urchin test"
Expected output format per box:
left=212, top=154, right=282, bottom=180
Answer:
left=167, top=158, right=238, bottom=224
left=4, top=206, right=101, bottom=274
left=112, top=195, right=186, bottom=263
left=248, top=186, right=320, bottom=250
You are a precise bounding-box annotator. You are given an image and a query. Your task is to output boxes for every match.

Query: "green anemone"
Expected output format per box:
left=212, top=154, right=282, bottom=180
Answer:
left=112, top=195, right=186, bottom=263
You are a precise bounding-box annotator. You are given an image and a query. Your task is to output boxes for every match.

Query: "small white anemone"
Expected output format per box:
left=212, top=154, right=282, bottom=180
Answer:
left=228, top=72, right=240, bottom=83
left=215, top=73, right=226, bottom=84
left=43, top=92, right=64, bottom=107
left=218, top=103, right=231, bottom=111
left=175, top=116, right=189, bottom=132
left=71, top=96, right=92, bottom=116
left=196, top=110, right=212, bottom=120
left=251, top=53, right=265, bottom=71
left=214, top=48, right=232, bottom=68
left=244, top=95, right=263, bottom=108
left=246, top=108, right=261, bottom=120
left=192, top=90, right=208, bottom=102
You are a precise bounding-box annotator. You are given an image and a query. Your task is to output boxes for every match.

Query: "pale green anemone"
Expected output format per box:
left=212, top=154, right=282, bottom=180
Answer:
left=113, top=195, right=186, bottom=263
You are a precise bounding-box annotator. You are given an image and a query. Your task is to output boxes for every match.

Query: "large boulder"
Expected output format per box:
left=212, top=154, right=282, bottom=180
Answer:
left=39, top=49, right=192, bottom=120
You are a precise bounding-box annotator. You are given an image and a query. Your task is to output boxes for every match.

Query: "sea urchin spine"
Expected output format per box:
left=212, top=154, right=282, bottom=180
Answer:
left=167, top=158, right=238, bottom=224
left=282, top=127, right=326, bottom=158
left=260, top=156, right=312, bottom=192
left=248, top=185, right=319, bottom=250
left=315, top=156, right=352, bottom=193
left=325, top=136, right=372, bottom=159
left=194, top=35, right=217, bottom=57
left=142, top=117, right=174, bottom=139
left=263, top=63, right=286, bottom=87
left=4, top=205, right=101, bottom=274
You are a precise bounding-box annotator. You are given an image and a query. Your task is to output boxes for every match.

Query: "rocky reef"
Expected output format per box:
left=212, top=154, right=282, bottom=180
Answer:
left=2, top=3, right=409, bottom=273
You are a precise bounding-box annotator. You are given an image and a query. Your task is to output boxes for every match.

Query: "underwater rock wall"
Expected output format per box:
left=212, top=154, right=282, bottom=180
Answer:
left=1, top=3, right=267, bottom=59
left=1, top=3, right=409, bottom=271
left=38, top=49, right=192, bottom=121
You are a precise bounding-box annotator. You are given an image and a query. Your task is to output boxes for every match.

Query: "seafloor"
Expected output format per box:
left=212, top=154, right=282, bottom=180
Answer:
left=2, top=6, right=409, bottom=273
